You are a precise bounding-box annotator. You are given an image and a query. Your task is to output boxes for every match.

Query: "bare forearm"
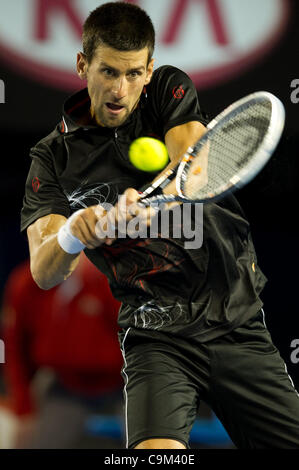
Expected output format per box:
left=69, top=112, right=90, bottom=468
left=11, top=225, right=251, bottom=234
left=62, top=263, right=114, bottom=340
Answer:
left=27, top=190, right=167, bottom=290
left=27, top=214, right=80, bottom=290
left=30, top=233, right=80, bottom=290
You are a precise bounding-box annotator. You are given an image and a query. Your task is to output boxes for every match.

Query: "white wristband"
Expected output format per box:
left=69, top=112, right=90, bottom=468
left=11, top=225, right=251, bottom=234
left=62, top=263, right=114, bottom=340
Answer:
left=57, top=210, right=86, bottom=254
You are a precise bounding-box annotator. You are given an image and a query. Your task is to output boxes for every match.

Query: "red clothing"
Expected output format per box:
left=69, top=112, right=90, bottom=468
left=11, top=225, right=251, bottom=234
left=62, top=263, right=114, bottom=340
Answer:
left=1, top=257, right=123, bottom=416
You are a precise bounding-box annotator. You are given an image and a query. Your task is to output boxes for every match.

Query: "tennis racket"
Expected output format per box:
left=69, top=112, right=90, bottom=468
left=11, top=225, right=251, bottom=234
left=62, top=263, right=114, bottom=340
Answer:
left=139, top=91, right=285, bottom=206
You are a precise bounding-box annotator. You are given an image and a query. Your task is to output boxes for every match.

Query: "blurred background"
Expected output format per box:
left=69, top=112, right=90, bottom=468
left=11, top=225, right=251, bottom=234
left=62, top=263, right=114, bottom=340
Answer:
left=0, top=0, right=298, bottom=449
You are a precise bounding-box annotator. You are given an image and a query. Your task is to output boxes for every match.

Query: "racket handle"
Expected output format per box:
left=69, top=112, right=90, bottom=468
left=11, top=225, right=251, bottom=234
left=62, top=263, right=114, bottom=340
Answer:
left=138, top=193, right=179, bottom=207
left=140, top=167, right=176, bottom=198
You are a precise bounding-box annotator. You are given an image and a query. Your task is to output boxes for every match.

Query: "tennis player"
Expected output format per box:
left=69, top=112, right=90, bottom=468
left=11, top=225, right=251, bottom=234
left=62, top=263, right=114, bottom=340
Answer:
left=21, top=2, right=299, bottom=449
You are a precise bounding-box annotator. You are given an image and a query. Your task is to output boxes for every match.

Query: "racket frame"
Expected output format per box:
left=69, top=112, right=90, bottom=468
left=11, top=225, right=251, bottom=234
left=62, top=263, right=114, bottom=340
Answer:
left=140, top=91, right=285, bottom=206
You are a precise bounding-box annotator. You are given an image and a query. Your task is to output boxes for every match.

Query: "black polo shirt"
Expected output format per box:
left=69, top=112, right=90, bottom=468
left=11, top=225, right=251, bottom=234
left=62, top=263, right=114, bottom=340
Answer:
left=21, top=65, right=267, bottom=342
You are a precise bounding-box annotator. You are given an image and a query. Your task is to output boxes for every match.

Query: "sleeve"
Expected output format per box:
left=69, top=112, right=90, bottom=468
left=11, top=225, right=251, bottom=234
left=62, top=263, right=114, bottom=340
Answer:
left=150, top=65, right=209, bottom=137
left=20, top=141, right=71, bottom=234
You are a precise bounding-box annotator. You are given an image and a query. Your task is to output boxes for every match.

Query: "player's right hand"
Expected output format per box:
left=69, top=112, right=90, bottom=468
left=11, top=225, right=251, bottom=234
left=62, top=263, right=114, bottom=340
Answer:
left=67, top=189, right=147, bottom=249
left=69, top=187, right=177, bottom=249
left=93, top=187, right=159, bottom=246
left=68, top=205, right=106, bottom=249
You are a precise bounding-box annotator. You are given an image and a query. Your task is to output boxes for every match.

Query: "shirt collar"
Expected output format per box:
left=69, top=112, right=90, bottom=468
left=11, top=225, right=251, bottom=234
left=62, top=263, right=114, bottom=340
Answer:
left=61, top=88, right=95, bottom=134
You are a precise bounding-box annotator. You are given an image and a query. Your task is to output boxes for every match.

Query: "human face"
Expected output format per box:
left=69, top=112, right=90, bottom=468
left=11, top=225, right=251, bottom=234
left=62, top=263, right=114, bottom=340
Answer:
left=77, top=45, right=154, bottom=128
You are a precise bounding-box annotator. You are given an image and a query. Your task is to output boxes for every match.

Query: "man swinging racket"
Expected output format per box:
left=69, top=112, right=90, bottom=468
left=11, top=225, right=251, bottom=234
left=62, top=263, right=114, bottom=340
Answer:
left=21, top=2, right=299, bottom=449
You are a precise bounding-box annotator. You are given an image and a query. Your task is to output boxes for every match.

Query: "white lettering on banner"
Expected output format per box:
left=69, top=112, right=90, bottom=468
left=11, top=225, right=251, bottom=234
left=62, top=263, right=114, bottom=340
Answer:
left=0, top=0, right=290, bottom=91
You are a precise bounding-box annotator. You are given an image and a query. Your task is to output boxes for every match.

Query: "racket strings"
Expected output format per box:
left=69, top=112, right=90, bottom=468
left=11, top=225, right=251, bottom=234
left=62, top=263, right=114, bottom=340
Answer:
left=183, top=100, right=272, bottom=200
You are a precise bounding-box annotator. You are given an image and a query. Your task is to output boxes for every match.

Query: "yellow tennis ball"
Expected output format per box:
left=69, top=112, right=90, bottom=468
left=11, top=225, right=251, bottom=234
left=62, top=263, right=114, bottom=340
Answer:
left=129, top=137, right=169, bottom=172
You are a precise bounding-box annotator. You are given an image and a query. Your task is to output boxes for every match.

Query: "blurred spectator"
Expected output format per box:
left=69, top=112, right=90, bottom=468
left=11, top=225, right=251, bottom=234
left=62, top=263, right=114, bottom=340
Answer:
left=0, top=255, right=123, bottom=449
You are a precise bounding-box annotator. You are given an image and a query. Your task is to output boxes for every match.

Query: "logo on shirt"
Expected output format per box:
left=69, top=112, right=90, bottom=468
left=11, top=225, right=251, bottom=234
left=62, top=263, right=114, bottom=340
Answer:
left=172, top=85, right=185, bottom=99
left=32, top=177, right=40, bottom=193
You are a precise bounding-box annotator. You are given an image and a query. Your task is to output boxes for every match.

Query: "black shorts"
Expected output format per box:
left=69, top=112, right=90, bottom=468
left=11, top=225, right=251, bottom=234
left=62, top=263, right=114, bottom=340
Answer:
left=119, top=310, right=299, bottom=449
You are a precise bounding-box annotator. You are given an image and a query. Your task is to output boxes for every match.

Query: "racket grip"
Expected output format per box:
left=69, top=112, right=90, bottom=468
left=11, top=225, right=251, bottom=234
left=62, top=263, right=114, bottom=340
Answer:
left=138, top=193, right=179, bottom=207
left=140, top=168, right=176, bottom=198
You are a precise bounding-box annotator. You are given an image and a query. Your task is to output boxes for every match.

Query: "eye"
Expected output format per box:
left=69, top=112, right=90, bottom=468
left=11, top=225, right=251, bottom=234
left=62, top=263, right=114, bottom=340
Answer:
left=128, top=71, right=142, bottom=79
left=102, top=68, right=116, bottom=77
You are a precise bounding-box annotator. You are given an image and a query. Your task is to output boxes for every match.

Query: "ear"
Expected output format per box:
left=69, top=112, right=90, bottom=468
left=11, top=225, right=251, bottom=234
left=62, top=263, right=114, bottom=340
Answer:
left=76, top=52, right=88, bottom=80
left=144, top=58, right=154, bottom=86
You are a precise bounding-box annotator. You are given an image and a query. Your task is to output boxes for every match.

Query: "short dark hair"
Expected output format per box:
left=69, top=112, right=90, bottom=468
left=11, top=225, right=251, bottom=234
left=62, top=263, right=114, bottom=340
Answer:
left=82, top=2, right=155, bottom=64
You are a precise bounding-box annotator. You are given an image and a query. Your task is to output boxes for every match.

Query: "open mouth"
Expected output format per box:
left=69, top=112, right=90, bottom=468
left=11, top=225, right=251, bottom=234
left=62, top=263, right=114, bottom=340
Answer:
left=106, top=102, right=125, bottom=114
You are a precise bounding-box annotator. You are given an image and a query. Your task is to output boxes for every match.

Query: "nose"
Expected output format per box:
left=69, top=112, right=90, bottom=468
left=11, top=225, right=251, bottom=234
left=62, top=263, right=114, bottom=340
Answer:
left=111, top=77, right=127, bottom=99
